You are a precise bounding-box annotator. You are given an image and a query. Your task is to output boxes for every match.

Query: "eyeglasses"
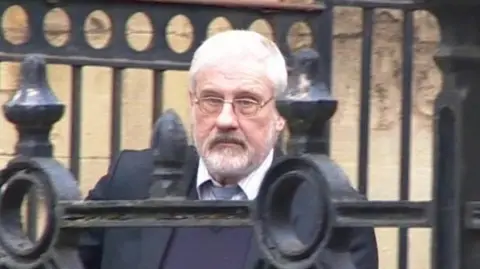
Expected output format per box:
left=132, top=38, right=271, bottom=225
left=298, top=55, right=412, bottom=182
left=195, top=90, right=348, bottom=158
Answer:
left=194, top=96, right=274, bottom=117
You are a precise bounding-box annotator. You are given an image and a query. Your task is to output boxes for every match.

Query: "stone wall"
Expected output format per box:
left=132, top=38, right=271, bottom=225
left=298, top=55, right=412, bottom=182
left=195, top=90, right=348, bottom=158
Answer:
left=0, top=4, right=441, bottom=269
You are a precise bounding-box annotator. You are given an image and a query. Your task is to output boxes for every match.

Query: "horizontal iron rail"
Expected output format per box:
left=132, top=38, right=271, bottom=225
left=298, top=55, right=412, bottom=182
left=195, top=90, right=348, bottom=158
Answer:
left=330, top=0, right=430, bottom=9
left=59, top=200, right=252, bottom=228
left=334, top=201, right=431, bottom=227
left=140, top=0, right=325, bottom=11
left=59, top=200, right=435, bottom=228
left=0, top=0, right=323, bottom=70
left=0, top=53, right=190, bottom=71
left=60, top=200, right=480, bottom=229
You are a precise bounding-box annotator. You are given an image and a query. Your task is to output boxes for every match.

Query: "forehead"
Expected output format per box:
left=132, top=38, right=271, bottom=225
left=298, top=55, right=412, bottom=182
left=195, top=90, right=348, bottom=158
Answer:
left=194, top=64, right=273, bottom=96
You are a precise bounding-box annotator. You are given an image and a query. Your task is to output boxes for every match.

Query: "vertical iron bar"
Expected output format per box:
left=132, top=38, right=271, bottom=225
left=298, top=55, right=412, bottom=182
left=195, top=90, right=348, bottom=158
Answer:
left=152, top=70, right=164, bottom=125
left=429, top=7, right=480, bottom=269
left=357, top=8, right=374, bottom=196
left=433, top=108, right=456, bottom=269
left=110, top=68, right=123, bottom=162
left=69, top=65, right=82, bottom=179
left=398, top=10, right=414, bottom=269
left=318, top=1, right=334, bottom=155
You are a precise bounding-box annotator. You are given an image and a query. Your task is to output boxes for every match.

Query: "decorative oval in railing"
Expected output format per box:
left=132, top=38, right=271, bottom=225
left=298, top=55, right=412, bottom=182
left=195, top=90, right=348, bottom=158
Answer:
left=0, top=0, right=322, bottom=69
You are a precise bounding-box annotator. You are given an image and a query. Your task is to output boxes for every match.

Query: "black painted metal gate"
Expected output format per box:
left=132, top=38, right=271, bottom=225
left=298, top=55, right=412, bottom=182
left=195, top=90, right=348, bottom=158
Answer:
left=0, top=0, right=478, bottom=269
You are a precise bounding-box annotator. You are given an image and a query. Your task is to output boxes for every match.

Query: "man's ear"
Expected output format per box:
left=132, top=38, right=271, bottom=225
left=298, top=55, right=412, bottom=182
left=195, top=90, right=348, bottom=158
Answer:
left=275, top=115, right=286, bottom=132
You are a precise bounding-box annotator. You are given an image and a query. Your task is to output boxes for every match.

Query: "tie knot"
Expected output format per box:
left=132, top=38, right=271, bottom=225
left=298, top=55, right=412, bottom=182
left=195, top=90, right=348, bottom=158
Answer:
left=205, top=181, right=245, bottom=200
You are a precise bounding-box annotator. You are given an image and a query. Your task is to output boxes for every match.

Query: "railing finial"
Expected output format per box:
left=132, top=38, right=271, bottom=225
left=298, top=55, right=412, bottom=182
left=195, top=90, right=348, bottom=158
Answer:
left=276, top=48, right=337, bottom=155
left=150, top=109, right=189, bottom=198
left=3, top=54, right=64, bottom=157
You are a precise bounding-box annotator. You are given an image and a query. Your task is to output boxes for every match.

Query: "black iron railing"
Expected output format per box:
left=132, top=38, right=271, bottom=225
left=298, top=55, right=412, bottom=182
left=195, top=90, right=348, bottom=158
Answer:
left=0, top=1, right=478, bottom=269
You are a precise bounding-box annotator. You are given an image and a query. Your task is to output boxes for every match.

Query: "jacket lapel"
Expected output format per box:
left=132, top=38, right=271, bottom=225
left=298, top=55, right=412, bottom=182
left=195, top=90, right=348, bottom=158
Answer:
left=139, top=147, right=199, bottom=269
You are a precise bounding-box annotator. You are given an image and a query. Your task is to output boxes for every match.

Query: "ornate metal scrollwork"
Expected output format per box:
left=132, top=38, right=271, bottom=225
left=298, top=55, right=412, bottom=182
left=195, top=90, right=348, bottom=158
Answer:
left=0, top=153, right=335, bottom=269
left=0, top=157, right=81, bottom=268
left=0, top=144, right=335, bottom=269
left=254, top=155, right=334, bottom=269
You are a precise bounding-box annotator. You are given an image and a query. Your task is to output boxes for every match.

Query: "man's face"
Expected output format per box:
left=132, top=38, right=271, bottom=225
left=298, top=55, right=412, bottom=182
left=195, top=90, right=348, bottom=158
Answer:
left=191, top=62, right=284, bottom=180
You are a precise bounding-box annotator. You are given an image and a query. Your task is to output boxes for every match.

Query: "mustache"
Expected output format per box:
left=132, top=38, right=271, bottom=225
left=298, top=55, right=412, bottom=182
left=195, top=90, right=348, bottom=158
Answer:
left=208, top=134, right=246, bottom=148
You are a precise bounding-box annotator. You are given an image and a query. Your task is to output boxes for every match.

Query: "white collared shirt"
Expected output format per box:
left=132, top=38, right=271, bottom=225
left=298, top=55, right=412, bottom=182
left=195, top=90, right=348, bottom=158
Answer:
left=196, top=149, right=274, bottom=200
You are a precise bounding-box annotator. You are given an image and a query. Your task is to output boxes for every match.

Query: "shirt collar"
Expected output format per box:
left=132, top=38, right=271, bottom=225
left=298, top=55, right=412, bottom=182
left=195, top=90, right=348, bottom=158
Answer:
left=196, top=149, right=274, bottom=200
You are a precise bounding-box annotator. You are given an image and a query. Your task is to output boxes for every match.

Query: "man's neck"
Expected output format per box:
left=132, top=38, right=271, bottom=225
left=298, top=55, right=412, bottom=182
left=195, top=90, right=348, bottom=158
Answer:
left=215, top=177, right=240, bottom=186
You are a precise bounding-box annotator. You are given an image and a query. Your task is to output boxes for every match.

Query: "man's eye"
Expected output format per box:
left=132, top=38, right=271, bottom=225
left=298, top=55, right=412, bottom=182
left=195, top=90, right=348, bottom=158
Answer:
left=236, top=99, right=257, bottom=107
left=204, top=98, right=223, bottom=105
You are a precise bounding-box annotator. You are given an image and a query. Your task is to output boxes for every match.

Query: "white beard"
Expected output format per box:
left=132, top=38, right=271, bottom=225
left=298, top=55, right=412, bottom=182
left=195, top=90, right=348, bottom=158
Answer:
left=193, top=121, right=277, bottom=178
left=203, top=145, right=251, bottom=177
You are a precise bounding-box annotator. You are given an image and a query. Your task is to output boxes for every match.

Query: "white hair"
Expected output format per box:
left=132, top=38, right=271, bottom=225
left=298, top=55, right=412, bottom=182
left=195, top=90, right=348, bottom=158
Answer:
left=189, top=30, right=288, bottom=95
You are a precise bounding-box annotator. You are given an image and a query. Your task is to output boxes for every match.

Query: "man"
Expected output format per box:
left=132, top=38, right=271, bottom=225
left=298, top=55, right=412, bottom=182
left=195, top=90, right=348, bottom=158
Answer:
left=79, top=30, right=378, bottom=269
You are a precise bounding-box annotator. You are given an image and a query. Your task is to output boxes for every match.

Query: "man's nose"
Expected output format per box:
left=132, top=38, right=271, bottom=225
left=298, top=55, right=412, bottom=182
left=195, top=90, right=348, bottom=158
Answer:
left=215, top=103, right=238, bottom=130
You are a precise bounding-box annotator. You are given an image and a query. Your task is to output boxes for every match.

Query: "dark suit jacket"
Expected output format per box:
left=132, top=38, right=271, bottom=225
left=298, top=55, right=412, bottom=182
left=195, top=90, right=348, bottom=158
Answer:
left=79, top=147, right=378, bottom=269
